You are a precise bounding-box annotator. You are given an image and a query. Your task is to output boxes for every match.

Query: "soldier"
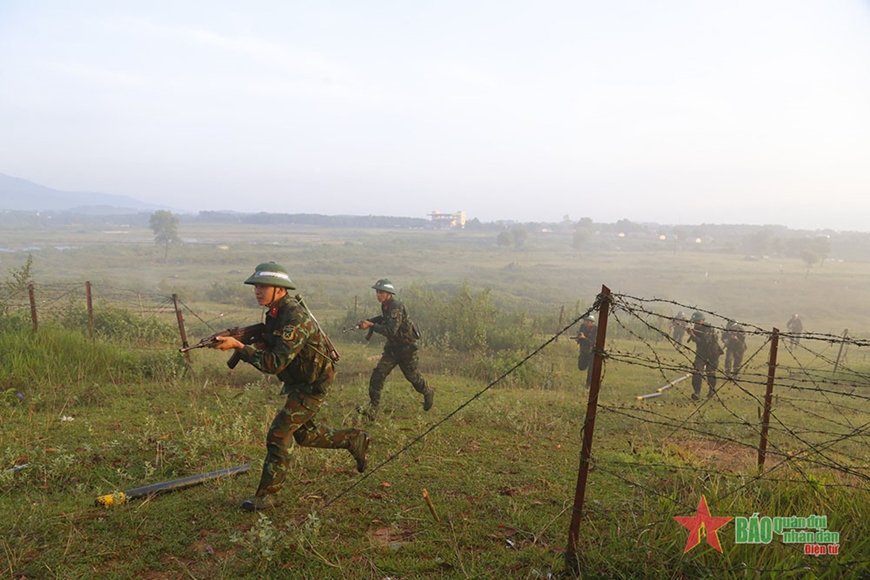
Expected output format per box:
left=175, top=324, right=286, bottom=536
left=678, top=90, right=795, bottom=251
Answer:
left=721, top=320, right=747, bottom=378
left=359, top=279, right=434, bottom=421
left=572, top=314, right=598, bottom=388
left=215, top=262, right=370, bottom=511
left=786, top=314, right=803, bottom=348
left=686, top=311, right=723, bottom=401
left=670, top=311, right=688, bottom=344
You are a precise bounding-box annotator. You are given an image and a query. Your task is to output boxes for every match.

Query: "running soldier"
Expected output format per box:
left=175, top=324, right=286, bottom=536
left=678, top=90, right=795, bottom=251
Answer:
left=359, top=279, right=434, bottom=420
left=216, top=262, right=370, bottom=511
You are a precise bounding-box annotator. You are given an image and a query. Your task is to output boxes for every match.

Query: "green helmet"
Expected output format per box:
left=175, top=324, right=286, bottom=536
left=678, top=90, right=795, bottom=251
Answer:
left=690, top=311, right=705, bottom=322
left=371, top=278, right=396, bottom=294
left=244, top=262, right=296, bottom=289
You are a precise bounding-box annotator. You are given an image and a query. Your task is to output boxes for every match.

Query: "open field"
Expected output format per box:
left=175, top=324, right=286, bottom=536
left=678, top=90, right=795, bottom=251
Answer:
left=2, top=221, right=870, bottom=334
left=2, top=222, right=870, bottom=578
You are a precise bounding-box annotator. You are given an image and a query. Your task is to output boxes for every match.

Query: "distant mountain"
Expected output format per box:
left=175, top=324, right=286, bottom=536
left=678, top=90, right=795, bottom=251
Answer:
left=0, top=173, right=174, bottom=214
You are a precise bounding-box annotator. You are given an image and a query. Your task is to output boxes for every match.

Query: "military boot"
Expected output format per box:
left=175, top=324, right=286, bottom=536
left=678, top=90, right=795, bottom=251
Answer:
left=240, top=495, right=279, bottom=512
left=349, top=431, right=371, bottom=473
left=423, top=387, right=435, bottom=411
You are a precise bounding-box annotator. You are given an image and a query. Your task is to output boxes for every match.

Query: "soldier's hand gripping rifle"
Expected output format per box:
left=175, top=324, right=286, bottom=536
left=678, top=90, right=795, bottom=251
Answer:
left=343, top=315, right=385, bottom=341
left=180, top=323, right=266, bottom=369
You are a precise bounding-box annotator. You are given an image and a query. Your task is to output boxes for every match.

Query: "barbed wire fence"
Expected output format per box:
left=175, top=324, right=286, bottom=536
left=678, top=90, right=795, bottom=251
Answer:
left=3, top=280, right=870, bottom=576
left=561, top=288, right=870, bottom=577
left=0, top=280, right=255, bottom=348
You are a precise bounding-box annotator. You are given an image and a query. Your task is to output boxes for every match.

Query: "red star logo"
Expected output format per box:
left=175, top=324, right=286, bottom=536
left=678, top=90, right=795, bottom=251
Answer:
left=674, top=495, right=732, bottom=553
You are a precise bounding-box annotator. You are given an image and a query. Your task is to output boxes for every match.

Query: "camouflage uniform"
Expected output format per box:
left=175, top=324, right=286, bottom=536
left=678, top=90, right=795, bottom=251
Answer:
left=368, top=294, right=431, bottom=410
left=237, top=293, right=364, bottom=497
left=786, top=315, right=803, bottom=348
left=687, top=320, right=722, bottom=399
left=574, top=319, right=598, bottom=388
left=721, top=321, right=747, bottom=378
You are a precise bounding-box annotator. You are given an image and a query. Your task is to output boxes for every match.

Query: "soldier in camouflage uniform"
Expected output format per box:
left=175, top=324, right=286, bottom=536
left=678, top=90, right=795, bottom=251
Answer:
left=670, top=311, right=688, bottom=344
left=686, top=311, right=723, bottom=401
left=786, top=314, right=803, bottom=348
left=721, top=320, right=747, bottom=378
left=358, top=279, right=434, bottom=420
left=572, top=314, right=598, bottom=388
left=216, top=262, right=370, bottom=511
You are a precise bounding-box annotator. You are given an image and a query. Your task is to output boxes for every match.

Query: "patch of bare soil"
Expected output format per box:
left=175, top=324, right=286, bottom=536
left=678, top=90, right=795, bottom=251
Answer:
left=671, top=438, right=756, bottom=472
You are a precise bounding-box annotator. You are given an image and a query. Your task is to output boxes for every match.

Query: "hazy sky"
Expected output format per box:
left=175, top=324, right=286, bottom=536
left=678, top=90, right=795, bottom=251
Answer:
left=2, top=1, right=869, bottom=229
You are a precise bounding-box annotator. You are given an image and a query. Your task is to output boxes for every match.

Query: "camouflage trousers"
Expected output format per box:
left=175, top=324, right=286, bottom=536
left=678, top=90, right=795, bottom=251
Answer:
left=369, top=345, right=428, bottom=407
left=577, top=349, right=594, bottom=387
left=255, top=388, right=362, bottom=497
left=725, top=349, right=744, bottom=376
left=692, top=357, right=719, bottom=396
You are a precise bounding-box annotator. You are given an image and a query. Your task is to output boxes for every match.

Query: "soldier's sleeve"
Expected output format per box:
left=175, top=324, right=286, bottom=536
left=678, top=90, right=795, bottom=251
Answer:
left=239, top=311, right=313, bottom=374
left=372, top=301, right=402, bottom=340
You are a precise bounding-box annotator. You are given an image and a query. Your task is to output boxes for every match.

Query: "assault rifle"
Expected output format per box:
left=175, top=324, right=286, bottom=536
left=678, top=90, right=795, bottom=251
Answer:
left=343, top=315, right=385, bottom=341
left=180, top=322, right=266, bottom=369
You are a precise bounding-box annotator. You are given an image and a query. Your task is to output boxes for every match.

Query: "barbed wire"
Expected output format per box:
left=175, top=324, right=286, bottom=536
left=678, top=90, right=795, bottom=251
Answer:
left=3, top=282, right=868, bottom=575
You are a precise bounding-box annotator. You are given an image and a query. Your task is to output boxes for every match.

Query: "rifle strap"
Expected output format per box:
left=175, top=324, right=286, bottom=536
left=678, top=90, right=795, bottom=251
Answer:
left=295, top=294, right=341, bottom=363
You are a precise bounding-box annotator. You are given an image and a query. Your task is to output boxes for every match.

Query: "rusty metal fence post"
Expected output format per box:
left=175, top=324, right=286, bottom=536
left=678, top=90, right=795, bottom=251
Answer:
left=564, top=285, right=611, bottom=574
left=757, top=328, right=779, bottom=470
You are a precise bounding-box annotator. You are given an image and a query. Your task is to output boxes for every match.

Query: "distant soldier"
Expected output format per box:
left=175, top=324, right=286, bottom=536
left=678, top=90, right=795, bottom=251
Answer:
left=572, top=314, right=598, bottom=388
left=786, top=314, right=803, bottom=348
left=215, top=262, right=370, bottom=511
left=686, top=311, right=723, bottom=401
left=721, top=320, right=747, bottom=378
left=358, top=279, right=434, bottom=420
left=670, top=311, right=688, bottom=344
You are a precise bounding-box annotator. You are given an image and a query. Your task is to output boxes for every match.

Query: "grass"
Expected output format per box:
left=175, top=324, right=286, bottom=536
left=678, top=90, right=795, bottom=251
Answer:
left=2, top=324, right=869, bottom=579
left=2, top=223, right=870, bottom=578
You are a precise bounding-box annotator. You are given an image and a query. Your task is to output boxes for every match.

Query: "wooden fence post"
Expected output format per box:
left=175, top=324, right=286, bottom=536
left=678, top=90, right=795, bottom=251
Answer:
left=85, top=281, right=95, bottom=340
left=564, top=285, right=611, bottom=574
left=833, top=329, right=849, bottom=373
left=172, top=294, right=190, bottom=355
left=757, top=328, right=780, bottom=471
left=557, top=305, right=565, bottom=342
left=28, top=282, right=38, bottom=332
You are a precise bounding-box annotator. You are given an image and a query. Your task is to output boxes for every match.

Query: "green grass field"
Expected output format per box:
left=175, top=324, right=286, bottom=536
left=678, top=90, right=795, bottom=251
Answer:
left=2, top=222, right=869, bottom=579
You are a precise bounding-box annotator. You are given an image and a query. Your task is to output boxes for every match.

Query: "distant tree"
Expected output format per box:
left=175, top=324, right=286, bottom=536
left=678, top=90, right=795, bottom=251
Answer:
left=800, top=249, right=819, bottom=278
left=149, top=210, right=181, bottom=261
left=743, top=230, right=777, bottom=256
left=572, top=220, right=592, bottom=250
left=496, top=231, right=514, bottom=247
left=511, top=225, right=528, bottom=248
left=811, top=236, right=831, bottom=266
left=615, top=218, right=642, bottom=233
